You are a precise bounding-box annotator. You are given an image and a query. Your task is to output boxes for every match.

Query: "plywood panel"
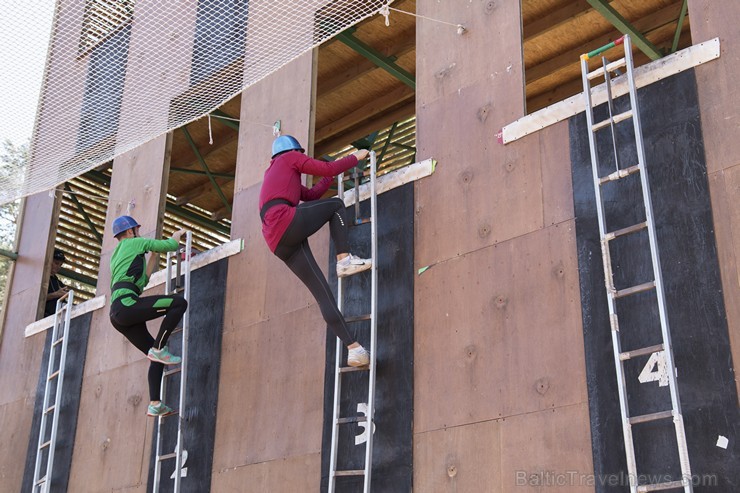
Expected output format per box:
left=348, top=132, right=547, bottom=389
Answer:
left=211, top=452, right=320, bottom=492
left=414, top=221, right=586, bottom=433
left=414, top=420, right=503, bottom=493
left=415, top=80, right=544, bottom=267
left=540, top=120, right=574, bottom=226
left=417, top=0, right=524, bottom=115
left=689, top=0, right=740, bottom=173
left=67, top=365, right=154, bottom=492
left=0, top=398, right=34, bottom=493
left=708, top=168, right=740, bottom=402
left=213, top=306, right=327, bottom=471
left=500, top=403, right=593, bottom=492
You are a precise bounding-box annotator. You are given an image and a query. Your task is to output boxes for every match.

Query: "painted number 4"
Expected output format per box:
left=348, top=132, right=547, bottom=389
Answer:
left=638, top=351, right=669, bottom=387
left=169, top=449, right=188, bottom=479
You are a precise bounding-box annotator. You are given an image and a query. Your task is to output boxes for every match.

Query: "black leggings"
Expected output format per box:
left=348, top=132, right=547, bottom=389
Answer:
left=110, top=294, right=188, bottom=401
left=274, top=198, right=354, bottom=345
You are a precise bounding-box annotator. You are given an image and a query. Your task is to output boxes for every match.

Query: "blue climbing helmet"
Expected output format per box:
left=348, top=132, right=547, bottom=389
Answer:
left=112, top=215, right=141, bottom=237
left=271, top=135, right=304, bottom=158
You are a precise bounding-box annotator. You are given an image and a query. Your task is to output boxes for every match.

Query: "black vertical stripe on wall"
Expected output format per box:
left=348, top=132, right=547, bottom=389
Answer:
left=570, top=69, right=739, bottom=491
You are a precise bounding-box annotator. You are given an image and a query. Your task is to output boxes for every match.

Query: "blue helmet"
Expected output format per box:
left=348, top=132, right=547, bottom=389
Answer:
left=271, top=135, right=304, bottom=158
left=112, top=215, right=140, bottom=237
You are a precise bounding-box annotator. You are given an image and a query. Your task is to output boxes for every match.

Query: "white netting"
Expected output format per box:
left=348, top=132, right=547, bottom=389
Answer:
left=0, top=0, right=391, bottom=204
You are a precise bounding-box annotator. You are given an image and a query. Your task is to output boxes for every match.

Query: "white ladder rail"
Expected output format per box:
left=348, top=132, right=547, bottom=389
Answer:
left=32, top=290, right=75, bottom=493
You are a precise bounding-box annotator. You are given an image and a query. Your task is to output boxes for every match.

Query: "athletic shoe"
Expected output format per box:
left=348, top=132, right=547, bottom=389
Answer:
left=348, top=345, right=370, bottom=367
left=337, top=254, right=372, bottom=278
left=147, top=402, right=176, bottom=417
left=147, top=346, right=181, bottom=365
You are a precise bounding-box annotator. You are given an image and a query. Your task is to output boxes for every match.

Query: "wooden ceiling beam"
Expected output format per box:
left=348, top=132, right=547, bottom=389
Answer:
left=318, top=30, right=415, bottom=96
left=315, top=100, right=415, bottom=157
left=175, top=177, right=232, bottom=206
left=526, top=2, right=683, bottom=85
left=315, top=85, right=415, bottom=143
left=523, top=0, right=593, bottom=41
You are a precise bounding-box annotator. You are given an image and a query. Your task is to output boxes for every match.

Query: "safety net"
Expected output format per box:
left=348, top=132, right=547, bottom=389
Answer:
left=0, top=0, right=391, bottom=204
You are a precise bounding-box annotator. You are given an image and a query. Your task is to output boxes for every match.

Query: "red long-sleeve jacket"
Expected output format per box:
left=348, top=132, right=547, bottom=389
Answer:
left=259, top=151, right=359, bottom=252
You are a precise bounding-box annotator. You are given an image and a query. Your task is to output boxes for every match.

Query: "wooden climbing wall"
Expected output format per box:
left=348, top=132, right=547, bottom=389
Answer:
left=413, top=0, right=594, bottom=491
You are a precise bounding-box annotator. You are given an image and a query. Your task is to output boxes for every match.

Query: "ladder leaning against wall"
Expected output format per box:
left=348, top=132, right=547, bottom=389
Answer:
left=328, top=151, right=379, bottom=493
left=153, top=231, right=192, bottom=493
left=32, top=290, right=75, bottom=493
left=580, top=35, right=693, bottom=493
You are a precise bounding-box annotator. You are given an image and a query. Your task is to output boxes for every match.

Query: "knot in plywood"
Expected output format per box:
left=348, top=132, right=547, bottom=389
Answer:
left=552, top=261, right=565, bottom=278
left=484, top=1, right=497, bottom=15
left=493, top=295, right=508, bottom=309
left=464, top=344, right=478, bottom=362
left=478, top=104, right=492, bottom=123
left=478, top=223, right=492, bottom=238
left=458, top=169, right=474, bottom=185
left=127, top=394, right=142, bottom=407
left=447, top=464, right=458, bottom=478
left=535, top=377, right=550, bottom=396
left=435, top=62, right=456, bottom=80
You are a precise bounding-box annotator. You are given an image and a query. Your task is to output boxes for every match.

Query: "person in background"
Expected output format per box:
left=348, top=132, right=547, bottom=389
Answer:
left=107, top=215, right=188, bottom=417
left=44, top=248, right=69, bottom=317
left=259, top=135, right=372, bottom=368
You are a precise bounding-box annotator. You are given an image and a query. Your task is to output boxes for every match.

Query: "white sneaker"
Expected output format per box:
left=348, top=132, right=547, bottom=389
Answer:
left=337, top=254, right=372, bottom=278
left=347, top=345, right=370, bottom=367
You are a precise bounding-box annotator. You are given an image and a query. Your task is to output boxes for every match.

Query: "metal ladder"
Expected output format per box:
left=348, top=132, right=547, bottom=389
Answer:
left=580, top=35, right=692, bottom=492
left=153, top=231, right=192, bottom=493
left=328, top=151, right=379, bottom=492
left=32, top=290, right=75, bottom=493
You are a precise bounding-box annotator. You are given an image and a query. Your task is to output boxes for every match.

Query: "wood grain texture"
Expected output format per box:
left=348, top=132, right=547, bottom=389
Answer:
left=211, top=452, right=320, bottom=492
left=415, top=221, right=587, bottom=433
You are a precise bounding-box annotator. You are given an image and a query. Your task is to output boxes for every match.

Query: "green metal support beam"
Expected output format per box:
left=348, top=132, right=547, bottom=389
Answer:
left=378, top=122, right=398, bottom=165
left=170, top=167, right=234, bottom=180
left=64, top=183, right=103, bottom=244
left=0, top=248, right=18, bottom=260
left=337, top=29, right=415, bottom=89
left=59, top=267, right=97, bottom=287
left=210, top=109, right=240, bottom=131
left=181, top=126, right=232, bottom=214
left=671, top=0, right=688, bottom=54
left=586, top=0, right=663, bottom=60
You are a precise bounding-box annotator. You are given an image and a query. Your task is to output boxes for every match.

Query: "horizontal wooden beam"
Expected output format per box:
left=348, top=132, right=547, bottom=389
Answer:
left=524, top=0, right=592, bottom=41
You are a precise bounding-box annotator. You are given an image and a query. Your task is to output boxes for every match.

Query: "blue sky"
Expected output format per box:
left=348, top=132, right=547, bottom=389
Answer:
left=0, top=2, right=55, bottom=146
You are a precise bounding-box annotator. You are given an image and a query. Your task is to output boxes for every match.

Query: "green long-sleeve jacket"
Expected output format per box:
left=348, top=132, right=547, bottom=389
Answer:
left=110, top=237, right=178, bottom=304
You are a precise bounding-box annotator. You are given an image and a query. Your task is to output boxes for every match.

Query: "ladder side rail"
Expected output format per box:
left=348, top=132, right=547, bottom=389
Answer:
left=45, top=291, right=75, bottom=491
left=623, top=37, right=693, bottom=489
left=363, top=151, right=379, bottom=493
left=328, top=173, right=347, bottom=493
left=165, top=251, right=173, bottom=295
left=602, top=56, right=624, bottom=174
left=174, top=231, right=193, bottom=491
left=581, top=54, right=640, bottom=491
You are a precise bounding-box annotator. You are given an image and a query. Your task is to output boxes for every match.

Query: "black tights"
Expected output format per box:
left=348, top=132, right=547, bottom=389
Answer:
left=110, top=294, right=188, bottom=401
left=275, top=198, right=354, bottom=345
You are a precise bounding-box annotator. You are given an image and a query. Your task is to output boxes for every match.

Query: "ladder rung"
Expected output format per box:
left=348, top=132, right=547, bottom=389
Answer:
left=39, top=440, right=51, bottom=449
left=637, top=479, right=688, bottom=492
left=620, top=344, right=664, bottom=361
left=52, top=337, right=64, bottom=347
left=614, top=281, right=655, bottom=299
left=353, top=218, right=372, bottom=226
left=334, top=470, right=365, bottom=477
left=48, top=370, right=60, bottom=381
left=592, top=109, right=633, bottom=132
left=171, top=327, right=183, bottom=335
left=35, top=476, right=47, bottom=486
left=158, top=452, right=178, bottom=461
left=599, top=164, right=641, bottom=184
left=604, top=222, right=648, bottom=241
left=336, top=416, right=367, bottom=425
left=164, top=367, right=182, bottom=377
left=45, top=404, right=56, bottom=414
left=587, top=57, right=627, bottom=80
left=344, top=314, right=371, bottom=323
left=629, top=409, right=673, bottom=425
left=339, top=365, right=370, bottom=373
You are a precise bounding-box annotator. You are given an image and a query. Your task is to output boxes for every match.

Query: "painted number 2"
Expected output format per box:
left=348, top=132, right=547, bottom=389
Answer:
left=638, top=351, right=669, bottom=387
left=169, top=449, right=188, bottom=479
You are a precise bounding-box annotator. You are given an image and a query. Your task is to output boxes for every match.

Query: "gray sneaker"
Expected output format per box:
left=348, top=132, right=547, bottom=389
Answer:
left=337, top=254, right=372, bottom=278
left=348, top=345, right=370, bottom=367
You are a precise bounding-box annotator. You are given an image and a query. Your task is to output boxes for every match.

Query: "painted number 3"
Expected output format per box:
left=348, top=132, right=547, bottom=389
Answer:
left=638, top=351, right=669, bottom=387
